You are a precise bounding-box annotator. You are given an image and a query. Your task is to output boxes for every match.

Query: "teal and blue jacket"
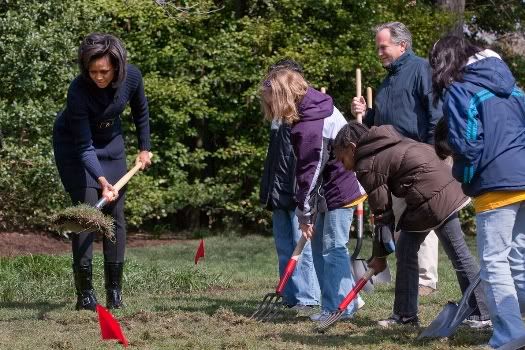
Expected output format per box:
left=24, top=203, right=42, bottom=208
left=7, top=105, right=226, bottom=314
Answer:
left=443, top=50, right=525, bottom=197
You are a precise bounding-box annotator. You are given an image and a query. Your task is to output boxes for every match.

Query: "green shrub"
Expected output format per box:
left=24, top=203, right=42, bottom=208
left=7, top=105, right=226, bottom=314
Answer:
left=3, top=0, right=517, bottom=235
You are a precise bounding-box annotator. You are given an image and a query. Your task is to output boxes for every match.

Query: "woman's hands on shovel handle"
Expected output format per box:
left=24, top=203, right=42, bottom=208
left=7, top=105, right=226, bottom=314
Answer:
left=99, top=151, right=152, bottom=203
left=98, top=176, right=119, bottom=202
left=137, top=150, right=152, bottom=170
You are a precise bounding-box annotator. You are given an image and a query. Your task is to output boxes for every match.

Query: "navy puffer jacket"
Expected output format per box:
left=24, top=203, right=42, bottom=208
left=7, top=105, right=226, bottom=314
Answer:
left=260, top=120, right=297, bottom=211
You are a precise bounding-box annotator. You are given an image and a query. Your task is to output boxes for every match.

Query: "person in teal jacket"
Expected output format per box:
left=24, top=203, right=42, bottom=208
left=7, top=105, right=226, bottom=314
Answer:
left=431, top=35, right=525, bottom=349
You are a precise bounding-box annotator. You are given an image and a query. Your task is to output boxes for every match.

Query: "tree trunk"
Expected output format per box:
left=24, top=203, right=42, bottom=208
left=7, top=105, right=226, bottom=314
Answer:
left=235, top=0, right=247, bottom=18
left=435, top=0, right=465, bottom=37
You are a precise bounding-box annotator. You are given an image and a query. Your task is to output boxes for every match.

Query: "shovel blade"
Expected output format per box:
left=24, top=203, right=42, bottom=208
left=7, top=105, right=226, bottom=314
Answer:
left=372, top=266, right=392, bottom=285
left=351, top=259, right=374, bottom=293
left=418, top=301, right=472, bottom=339
left=419, top=274, right=481, bottom=339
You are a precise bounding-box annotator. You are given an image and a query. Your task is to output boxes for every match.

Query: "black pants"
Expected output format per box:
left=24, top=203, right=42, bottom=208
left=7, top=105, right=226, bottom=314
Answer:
left=69, top=187, right=126, bottom=266
left=393, top=213, right=490, bottom=320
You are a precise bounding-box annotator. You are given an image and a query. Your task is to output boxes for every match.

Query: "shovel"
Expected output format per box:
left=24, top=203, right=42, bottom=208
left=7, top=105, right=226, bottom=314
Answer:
left=316, top=267, right=375, bottom=332
left=351, top=208, right=392, bottom=290
left=418, top=273, right=480, bottom=339
left=250, top=235, right=308, bottom=322
left=351, top=205, right=374, bottom=293
left=52, top=154, right=152, bottom=240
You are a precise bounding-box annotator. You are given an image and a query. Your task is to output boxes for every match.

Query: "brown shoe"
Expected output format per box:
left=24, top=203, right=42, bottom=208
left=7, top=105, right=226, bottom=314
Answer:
left=418, top=285, right=436, bottom=296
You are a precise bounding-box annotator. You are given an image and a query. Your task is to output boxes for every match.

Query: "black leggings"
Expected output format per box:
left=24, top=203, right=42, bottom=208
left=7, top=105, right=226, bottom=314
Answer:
left=68, top=187, right=126, bottom=265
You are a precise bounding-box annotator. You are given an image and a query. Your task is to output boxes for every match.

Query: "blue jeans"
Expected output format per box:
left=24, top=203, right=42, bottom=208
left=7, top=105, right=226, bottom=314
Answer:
left=311, top=207, right=357, bottom=314
left=272, top=209, right=320, bottom=306
left=477, top=201, right=525, bottom=348
left=394, top=214, right=488, bottom=320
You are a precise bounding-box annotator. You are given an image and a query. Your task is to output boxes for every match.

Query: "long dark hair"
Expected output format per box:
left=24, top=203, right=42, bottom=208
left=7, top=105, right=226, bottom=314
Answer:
left=78, top=33, right=127, bottom=87
left=429, top=36, right=482, bottom=105
left=434, top=117, right=453, bottom=160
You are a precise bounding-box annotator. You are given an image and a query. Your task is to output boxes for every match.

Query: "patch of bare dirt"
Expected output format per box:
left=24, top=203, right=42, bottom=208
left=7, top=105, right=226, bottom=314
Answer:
left=0, top=231, right=183, bottom=257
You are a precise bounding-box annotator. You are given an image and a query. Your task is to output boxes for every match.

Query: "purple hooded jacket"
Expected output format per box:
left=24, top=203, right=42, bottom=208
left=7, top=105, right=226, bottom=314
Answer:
left=291, top=87, right=365, bottom=225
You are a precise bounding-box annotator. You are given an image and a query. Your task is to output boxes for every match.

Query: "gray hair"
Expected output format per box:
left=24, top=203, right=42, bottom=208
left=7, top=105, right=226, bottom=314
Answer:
left=375, top=22, right=412, bottom=49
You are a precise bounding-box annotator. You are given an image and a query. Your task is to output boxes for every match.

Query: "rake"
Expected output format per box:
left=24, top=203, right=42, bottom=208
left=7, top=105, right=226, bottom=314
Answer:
left=316, top=267, right=375, bottom=332
left=250, top=235, right=308, bottom=322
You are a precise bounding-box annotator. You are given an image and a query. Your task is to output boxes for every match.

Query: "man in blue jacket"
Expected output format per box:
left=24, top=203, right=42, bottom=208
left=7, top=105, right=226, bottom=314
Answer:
left=351, top=21, right=442, bottom=325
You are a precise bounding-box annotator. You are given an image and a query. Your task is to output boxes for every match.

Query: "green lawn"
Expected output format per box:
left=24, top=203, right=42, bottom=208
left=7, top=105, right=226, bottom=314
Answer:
left=0, top=234, right=491, bottom=349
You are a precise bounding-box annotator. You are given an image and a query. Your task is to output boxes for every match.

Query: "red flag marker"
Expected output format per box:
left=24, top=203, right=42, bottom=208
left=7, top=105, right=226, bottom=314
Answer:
left=96, top=304, right=129, bottom=347
left=194, top=239, right=205, bottom=265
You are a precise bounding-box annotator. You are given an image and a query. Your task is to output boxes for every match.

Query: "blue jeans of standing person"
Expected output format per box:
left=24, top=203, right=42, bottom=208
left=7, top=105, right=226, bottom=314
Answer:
left=272, top=209, right=320, bottom=306
left=311, top=207, right=357, bottom=315
left=394, top=213, right=489, bottom=320
left=476, top=201, right=525, bottom=348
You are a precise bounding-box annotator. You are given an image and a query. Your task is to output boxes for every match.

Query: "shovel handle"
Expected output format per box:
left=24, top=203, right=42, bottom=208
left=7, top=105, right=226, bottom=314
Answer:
left=94, top=152, right=153, bottom=209
left=338, top=268, right=375, bottom=310
left=276, top=235, right=308, bottom=294
left=356, top=69, right=362, bottom=123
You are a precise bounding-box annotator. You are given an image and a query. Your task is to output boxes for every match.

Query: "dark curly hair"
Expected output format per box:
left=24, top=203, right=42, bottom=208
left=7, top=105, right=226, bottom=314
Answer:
left=334, top=121, right=369, bottom=153
left=429, top=35, right=482, bottom=106
left=78, top=32, right=127, bottom=87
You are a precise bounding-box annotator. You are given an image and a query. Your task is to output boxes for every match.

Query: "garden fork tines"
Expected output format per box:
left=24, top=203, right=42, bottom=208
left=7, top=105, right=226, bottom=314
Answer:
left=250, top=292, right=283, bottom=321
left=250, top=236, right=307, bottom=322
left=316, top=268, right=375, bottom=332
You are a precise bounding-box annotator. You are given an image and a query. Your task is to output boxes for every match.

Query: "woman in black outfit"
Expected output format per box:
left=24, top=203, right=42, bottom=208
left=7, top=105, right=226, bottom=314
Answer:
left=53, top=32, right=152, bottom=310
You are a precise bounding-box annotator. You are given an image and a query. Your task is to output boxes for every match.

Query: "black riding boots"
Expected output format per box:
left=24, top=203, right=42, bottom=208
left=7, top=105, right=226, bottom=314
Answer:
left=73, top=262, right=97, bottom=311
left=104, top=262, right=124, bottom=309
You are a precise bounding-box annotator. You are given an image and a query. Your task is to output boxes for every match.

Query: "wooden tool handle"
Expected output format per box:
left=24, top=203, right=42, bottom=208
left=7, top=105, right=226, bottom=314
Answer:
left=356, top=69, right=362, bottom=123
left=113, top=152, right=153, bottom=191
left=94, top=152, right=153, bottom=209
left=367, top=87, right=373, bottom=108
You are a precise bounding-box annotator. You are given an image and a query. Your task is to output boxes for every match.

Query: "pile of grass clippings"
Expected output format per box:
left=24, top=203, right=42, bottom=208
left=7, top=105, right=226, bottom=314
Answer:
left=51, top=204, right=115, bottom=240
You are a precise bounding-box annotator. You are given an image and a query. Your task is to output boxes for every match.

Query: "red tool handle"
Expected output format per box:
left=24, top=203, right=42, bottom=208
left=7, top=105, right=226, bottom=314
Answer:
left=338, top=268, right=375, bottom=310
left=275, top=235, right=308, bottom=294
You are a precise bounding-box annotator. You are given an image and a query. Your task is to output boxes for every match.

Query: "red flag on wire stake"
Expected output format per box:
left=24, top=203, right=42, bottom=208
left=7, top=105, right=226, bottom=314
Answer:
left=96, top=304, right=129, bottom=347
left=194, top=239, right=205, bottom=265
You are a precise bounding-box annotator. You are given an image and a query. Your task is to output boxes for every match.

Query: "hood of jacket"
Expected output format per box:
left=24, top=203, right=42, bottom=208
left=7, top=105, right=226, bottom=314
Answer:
left=298, top=87, right=334, bottom=121
left=462, top=49, right=516, bottom=98
left=355, top=125, right=404, bottom=161
left=354, top=125, right=469, bottom=231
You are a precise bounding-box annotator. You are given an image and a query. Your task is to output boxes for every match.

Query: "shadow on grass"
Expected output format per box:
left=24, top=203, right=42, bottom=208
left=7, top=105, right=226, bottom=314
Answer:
left=0, top=301, right=67, bottom=321
left=151, top=294, right=263, bottom=317
left=279, top=316, right=491, bottom=348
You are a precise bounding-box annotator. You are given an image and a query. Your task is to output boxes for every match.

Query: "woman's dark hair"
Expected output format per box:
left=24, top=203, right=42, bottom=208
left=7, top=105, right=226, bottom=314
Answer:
left=334, top=121, right=369, bottom=153
left=434, top=117, right=453, bottom=160
left=78, top=33, right=127, bottom=87
left=429, top=35, right=482, bottom=105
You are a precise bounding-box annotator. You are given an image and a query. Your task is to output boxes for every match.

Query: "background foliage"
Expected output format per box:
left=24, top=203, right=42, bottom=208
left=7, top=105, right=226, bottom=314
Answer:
left=0, top=0, right=522, bottom=234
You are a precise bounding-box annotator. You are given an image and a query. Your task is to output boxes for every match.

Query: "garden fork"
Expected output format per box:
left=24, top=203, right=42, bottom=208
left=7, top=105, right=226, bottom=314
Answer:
left=316, top=268, right=375, bottom=332
left=250, top=235, right=308, bottom=322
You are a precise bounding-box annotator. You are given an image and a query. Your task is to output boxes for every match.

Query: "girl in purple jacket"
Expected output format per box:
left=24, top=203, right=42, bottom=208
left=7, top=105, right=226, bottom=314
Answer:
left=260, top=68, right=366, bottom=321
